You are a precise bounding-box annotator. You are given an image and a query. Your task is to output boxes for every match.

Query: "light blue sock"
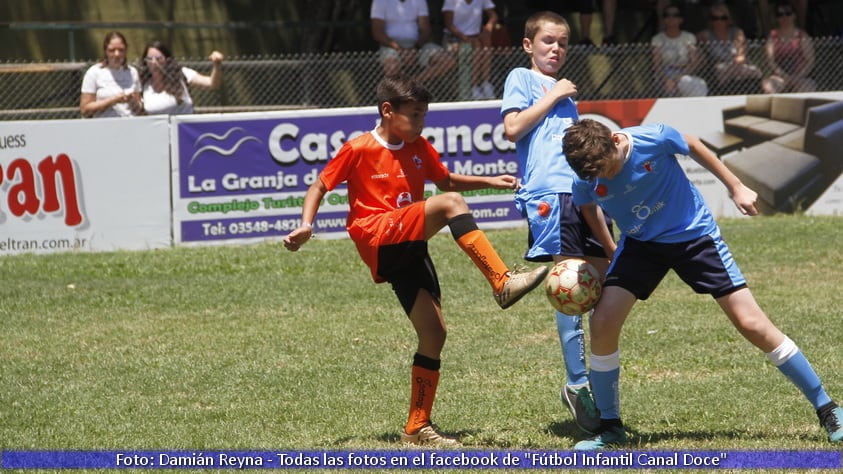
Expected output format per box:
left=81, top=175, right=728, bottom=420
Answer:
left=556, top=311, right=587, bottom=386
left=590, top=351, right=621, bottom=420
left=768, top=337, right=832, bottom=410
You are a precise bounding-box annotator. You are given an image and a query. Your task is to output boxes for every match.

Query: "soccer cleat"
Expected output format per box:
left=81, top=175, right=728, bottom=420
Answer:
left=561, top=384, right=601, bottom=434
left=573, top=422, right=628, bottom=451
left=400, top=423, right=461, bottom=447
left=817, top=402, right=843, bottom=443
left=494, top=266, right=549, bottom=309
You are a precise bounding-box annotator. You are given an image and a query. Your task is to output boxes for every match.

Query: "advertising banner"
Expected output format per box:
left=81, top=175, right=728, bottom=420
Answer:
left=580, top=92, right=843, bottom=217
left=0, top=116, right=172, bottom=255
left=171, top=102, right=521, bottom=246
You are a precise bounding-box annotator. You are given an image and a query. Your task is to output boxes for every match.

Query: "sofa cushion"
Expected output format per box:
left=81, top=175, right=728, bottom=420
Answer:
left=770, top=96, right=807, bottom=124
left=746, top=120, right=802, bottom=140
left=724, top=115, right=769, bottom=138
left=724, top=141, right=821, bottom=209
left=745, top=95, right=772, bottom=117
left=772, top=129, right=805, bottom=151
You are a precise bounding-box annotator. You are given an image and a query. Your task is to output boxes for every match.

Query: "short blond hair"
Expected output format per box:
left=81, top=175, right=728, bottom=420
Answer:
left=524, top=11, right=569, bottom=42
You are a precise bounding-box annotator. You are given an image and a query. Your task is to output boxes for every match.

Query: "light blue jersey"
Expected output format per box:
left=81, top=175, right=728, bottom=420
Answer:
left=572, top=124, right=718, bottom=243
left=501, top=67, right=578, bottom=199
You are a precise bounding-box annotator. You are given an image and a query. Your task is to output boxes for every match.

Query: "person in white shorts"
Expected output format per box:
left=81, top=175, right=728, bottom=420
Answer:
left=371, top=0, right=456, bottom=85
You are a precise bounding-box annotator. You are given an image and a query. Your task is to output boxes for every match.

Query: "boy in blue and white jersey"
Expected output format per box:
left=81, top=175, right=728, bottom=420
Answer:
left=501, top=10, right=614, bottom=435
left=563, top=118, right=843, bottom=450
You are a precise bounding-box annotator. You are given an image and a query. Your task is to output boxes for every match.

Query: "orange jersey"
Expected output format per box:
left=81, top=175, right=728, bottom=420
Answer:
left=319, top=130, right=450, bottom=281
left=320, top=130, right=449, bottom=228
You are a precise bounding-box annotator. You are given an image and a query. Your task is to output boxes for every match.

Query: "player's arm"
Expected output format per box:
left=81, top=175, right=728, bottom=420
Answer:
left=371, top=18, right=399, bottom=49
left=283, top=178, right=327, bottom=251
left=416, top=15, right=433, bottom=46
left=435, top=173, right=517, bottom=192
left=443, top=11, right=466, bottom=41
left=80, top=91, right=135, bottom=118
left=502, top=78, right=576, bottom=142
left=581, top=203, right=617, bottom=258
left=684, top=133, right=758, bottom=216
left=188, top=51, right=224, bottom=89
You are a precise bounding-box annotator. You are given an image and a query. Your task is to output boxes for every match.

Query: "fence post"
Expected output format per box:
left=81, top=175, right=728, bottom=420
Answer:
left=458, top=42, right=472, bottom=100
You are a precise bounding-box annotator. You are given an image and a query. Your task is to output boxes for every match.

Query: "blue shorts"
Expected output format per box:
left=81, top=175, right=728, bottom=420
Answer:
left=604, top=234, right=747, bottom=300
left=517, top=192, right=613, bottom=262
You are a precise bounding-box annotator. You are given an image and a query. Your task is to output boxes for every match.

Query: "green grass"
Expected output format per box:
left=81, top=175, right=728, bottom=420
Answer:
left=2, top=215, right=842, bottom=463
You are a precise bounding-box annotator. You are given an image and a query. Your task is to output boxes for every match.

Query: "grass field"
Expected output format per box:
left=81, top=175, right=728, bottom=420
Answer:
left=2, top=215, right=842, bottom=468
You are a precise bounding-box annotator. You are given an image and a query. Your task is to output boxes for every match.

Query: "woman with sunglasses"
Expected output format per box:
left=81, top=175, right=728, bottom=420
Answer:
left=696, top=3, right=761, bottom=94
left=761, top=1, right=815, bottom=94
left=138, top=41, right=224, bottom=115
left=651, top=4, right=708, bottom=97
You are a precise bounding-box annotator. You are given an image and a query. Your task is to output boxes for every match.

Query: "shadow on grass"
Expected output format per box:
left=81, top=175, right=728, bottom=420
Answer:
left=341, top=424, right=774, bottom=449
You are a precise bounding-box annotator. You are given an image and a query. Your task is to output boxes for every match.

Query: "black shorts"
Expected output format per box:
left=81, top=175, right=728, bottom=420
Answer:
left=604, top=234, right=747, bottom=301
left=378, top=241, right=441, bottom=316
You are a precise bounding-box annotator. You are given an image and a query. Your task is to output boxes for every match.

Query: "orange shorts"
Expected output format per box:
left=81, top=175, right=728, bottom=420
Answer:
left=348, top=202, right=427, bottom=283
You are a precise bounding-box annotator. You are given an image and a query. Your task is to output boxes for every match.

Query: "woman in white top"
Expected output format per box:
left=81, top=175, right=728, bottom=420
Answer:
left=651, top=4, right=708, bottom=97
left=138, top=41, right=224, bottom=115
left=441, top=0, right=498, bottom=99
left=80, top=31, right=143, bottom=118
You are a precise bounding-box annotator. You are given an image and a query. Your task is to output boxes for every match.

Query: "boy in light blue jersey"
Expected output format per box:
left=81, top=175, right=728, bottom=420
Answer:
left=501, top=10, right=614, bottom=435
left=563, top=118, right=843, bottom=450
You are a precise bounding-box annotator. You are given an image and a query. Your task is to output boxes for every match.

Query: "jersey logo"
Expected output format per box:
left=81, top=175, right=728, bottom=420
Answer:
left=396, top=192, right=413, bottom=208
left=643, top=161, right=653, bottom=173
left=412, top=155, right=423, bottom=169
left=596, top=184, right=609, bottom=197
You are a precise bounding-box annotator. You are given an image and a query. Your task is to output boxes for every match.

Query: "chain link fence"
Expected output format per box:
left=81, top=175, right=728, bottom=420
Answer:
left=1, top=37, right=841, bottom=121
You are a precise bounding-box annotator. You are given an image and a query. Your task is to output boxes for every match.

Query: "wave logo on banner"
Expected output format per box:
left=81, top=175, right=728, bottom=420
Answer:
left=189, top=127, right=262, bottom=167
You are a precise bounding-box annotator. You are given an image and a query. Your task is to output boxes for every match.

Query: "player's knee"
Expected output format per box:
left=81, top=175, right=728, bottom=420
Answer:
left=441, top=192, right=469, bottom=213
left=420, top=326, right=447, bottom=351
left=589, top=310, right=620, bottom=341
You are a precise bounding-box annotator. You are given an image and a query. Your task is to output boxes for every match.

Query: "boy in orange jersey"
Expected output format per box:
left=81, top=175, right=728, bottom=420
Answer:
left=284, top=74, right=548, bottom=446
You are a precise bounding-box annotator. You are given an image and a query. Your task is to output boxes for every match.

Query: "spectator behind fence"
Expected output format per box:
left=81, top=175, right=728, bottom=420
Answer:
left=441, top=0, right=498, bottom=99
left=761, top=1, right=815, bottom=94
left=696, top=3, right=761, bottom=93
left=371, top=0, right=456, bottom=85
left=80, top=31, right=142, bottom=118
left=757, top=0, right=809, bottom=36
left=569, top=0, right=617, bottom=46
left=651, top=4, right=708, bottom=97
left=656, top=1, right=760, bottom=39
left=139, top=41, right=224, bottom=115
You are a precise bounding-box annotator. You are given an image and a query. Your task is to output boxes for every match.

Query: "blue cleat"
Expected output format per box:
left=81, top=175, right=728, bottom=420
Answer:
left=818, top=402, right=843, bottom=443
left=574, top=423, right=628, bottom=451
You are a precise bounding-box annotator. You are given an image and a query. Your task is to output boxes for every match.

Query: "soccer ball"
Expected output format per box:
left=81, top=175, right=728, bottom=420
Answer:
left=545, top=258, right=602, bottom=315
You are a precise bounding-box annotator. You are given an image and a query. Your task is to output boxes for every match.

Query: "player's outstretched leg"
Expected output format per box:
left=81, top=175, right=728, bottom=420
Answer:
left=764, top=335, right=841, bottom=443
left=447, top=213, right=547, bottom=309
left=557, top=312, right=600, bottom=434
